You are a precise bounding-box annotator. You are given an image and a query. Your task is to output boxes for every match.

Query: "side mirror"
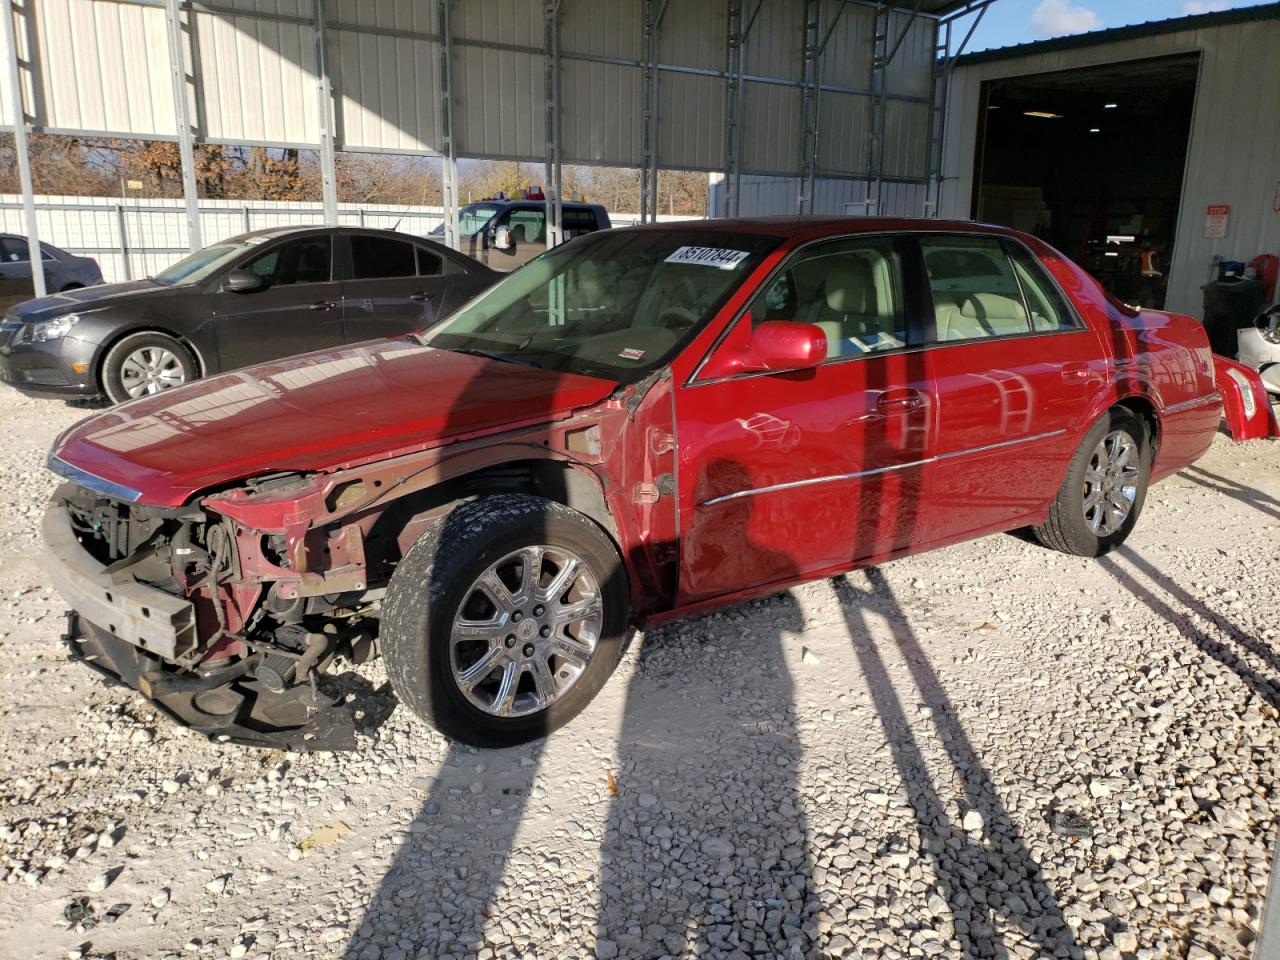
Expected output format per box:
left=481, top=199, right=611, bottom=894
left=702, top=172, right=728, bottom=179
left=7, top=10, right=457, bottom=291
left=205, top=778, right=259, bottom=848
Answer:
left=740, top=321, right=826, bottom=372
left=699, top=321, right=827, bottom=380
left=225, top=268, right=267, bottom=293
left=493, top=225, right=514, bottom=251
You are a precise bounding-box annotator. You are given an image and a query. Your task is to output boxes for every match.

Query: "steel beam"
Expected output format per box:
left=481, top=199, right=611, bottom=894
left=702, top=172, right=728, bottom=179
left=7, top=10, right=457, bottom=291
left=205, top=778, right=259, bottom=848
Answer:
left=862, top=1, right=891, bottom=216
left=722, top=0, right=765, bottom=218
left=798, top=0, right=850, bottom=214
left=164, top=0, right=202, bottom=252
left=1, top=0, right=43, bottom=296
left=438, top=0, right=459, bottom=250
left=924, top=0, right=994, bottom=216
left=639, top=0, right=670, bottom=223
left=313, top=0, right=338, bottom=225
left=543, top=0, right=563, bottom=249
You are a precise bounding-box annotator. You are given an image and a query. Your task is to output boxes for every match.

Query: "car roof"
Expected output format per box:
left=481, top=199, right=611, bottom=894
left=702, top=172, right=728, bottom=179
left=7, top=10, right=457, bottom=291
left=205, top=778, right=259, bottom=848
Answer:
left=461, top=200, right=602, bottom=209
left=615, top=216, right=1022, bottom=242
left=223, top=225, right=448, bottom=244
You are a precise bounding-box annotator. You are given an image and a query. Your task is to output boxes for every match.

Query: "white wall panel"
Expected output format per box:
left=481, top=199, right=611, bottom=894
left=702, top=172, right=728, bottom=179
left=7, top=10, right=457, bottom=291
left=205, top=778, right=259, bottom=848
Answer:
left=659, top=71, right=724, bottom=170
left=333, top=0, right=434, bottom=34
left=943, top=13, right=1280, bottom=317
left=741, top=80, right=802, bottom=175
left=817, top=91, right=870, bottom=176
left=331, top=29, right=440, bottom=152
left=454, top=45, right=543, bottom=159
left=744, top=0, right=804, bottom=83
left=662, top=0, right=726, bottom=72
left=193, top=9, right=318, bottom=143
left=818, top=2, right=875, bottom=92
left=710, top=174, right=927, bottom=217
left=453, top=0, right=541, bottom=48
left=562, top=59, right=642, bottom=166
left=25, top=0, right=174, bottom=136
left=561, top=0, right=642, bottom=59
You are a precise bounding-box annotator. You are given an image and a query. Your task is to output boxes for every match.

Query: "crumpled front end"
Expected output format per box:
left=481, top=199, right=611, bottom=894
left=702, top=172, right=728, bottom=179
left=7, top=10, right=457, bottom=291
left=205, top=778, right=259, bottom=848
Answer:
left=42, top=477, right=382, bottom=750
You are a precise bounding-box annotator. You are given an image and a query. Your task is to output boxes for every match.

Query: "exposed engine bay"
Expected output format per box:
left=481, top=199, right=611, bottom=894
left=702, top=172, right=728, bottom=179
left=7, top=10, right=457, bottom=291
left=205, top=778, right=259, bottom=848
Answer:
left=49, top=482, right=386, bottom=750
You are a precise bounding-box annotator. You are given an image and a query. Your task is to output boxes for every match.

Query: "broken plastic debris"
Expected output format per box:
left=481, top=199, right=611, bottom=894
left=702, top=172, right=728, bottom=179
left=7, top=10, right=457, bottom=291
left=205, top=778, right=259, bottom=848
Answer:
left=1051, top=809, right=1093, bottom=838
left=297, top=821, right=350, bottom=854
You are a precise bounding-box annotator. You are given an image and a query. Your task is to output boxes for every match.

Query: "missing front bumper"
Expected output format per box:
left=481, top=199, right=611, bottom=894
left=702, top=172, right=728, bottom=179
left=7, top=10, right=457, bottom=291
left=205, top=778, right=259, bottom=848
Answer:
left=64, top=611, right=359, bottom=751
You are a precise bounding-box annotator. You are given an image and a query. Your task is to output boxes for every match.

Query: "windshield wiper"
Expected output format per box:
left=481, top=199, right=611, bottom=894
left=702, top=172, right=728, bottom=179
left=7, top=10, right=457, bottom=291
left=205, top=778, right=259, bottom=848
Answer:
left=448, top=346, right=542, bottom=369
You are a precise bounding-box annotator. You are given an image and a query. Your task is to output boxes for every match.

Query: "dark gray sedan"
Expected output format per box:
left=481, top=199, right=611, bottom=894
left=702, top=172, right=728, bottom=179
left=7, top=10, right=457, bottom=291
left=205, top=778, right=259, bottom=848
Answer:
left=0, top=235, right=103, bottom=308
left=0, top=226, right=497, bottom=403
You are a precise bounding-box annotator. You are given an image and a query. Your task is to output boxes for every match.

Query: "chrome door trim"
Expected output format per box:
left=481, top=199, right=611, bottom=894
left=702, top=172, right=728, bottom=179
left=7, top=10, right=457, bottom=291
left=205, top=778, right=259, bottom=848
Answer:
left=698, top=428, right=1066, bottom=507
left=1163, top=392, right=1220, bottom=414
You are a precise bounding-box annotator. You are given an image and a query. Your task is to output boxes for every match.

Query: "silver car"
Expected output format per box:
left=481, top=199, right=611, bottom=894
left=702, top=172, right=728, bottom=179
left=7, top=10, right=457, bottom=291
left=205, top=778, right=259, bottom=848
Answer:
left=1238, top=303, right=1280, bottom=395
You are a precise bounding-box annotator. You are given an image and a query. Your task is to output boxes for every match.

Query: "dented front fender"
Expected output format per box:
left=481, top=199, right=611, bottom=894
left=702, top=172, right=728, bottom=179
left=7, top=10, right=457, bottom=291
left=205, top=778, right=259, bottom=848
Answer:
left=1214, top=355, right=1280, bottom=441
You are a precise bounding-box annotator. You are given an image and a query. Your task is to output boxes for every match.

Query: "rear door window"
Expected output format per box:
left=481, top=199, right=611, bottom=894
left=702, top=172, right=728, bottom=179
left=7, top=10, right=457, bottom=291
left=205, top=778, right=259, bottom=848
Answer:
left=350, top=236, right=417, bottom=280
left=1, top=237, right=29, bottom=262
left=563, top=209, right=600, bottom=238
left=416, top=247, right=444, bottom=277
left=920, top=235, right=1031, bottom=341
left=1005, top=241, right=1080, bottom=332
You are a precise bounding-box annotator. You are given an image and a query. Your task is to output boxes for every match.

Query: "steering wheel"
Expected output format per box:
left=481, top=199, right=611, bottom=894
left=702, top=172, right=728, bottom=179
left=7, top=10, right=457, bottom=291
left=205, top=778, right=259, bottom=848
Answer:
left=655, top=306, right=698, bottom=330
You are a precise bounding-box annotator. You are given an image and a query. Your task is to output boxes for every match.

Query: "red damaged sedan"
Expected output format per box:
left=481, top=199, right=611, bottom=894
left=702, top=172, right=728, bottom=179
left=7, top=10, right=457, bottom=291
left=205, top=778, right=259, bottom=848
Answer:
left=42, top=219, right=1277, bottom=748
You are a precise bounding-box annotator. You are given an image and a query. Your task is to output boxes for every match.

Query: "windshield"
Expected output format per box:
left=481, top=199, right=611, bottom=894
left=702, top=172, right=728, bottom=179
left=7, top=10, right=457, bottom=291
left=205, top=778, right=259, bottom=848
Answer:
left=419, top=228, right=780, bottom=383
left=152, top=242, right=253, bottom=286
left=429, top=203, right=504, bottom=238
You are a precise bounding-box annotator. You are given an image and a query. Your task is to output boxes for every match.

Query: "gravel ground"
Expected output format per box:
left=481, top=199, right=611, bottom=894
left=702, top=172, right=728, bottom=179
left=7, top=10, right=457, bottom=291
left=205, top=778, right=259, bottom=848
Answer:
left=0, top=385, right=1278, bottom=960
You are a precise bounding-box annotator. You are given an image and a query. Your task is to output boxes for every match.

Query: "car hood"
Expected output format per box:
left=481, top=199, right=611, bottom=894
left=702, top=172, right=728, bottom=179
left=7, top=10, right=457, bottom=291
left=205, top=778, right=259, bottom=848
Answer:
left=7, top=279, right=165, bottom=322
left=50, top=338, right=618, bottom=507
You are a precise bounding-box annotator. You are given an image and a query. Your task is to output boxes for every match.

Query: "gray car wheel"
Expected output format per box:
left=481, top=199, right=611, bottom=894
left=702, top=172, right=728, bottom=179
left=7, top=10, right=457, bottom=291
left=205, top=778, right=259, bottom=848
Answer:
left=101, top=332, right=199, bottom=405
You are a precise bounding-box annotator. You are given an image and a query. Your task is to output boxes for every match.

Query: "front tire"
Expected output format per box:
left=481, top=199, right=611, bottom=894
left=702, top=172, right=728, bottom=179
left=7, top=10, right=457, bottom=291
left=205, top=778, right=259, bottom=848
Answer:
left=101, top=332, right=198, bottom=404
left=382, top=494, right=629, bottom=747
left=1033, top=407, right=1151, bottom=557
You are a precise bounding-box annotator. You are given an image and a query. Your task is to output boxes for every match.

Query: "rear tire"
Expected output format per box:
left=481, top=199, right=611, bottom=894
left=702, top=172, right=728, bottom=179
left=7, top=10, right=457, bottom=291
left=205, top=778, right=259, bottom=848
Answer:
left=101, top=332, right=198, bottom=404
left=1033, top=408, right=1151, bottom=557
left=381, top=494, right=629, bottom=747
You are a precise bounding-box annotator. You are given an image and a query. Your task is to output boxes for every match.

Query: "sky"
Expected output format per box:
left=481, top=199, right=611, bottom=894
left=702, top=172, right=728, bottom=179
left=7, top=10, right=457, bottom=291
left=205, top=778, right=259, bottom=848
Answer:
left=965, top=0, right=1274, bottom=52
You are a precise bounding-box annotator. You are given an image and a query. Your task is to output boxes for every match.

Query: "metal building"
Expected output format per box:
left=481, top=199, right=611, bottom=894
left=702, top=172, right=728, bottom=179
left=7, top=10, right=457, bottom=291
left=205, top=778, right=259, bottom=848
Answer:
left=940, top=5, right=1280, bottom=318
left=0, top=0, right=991, bottom=297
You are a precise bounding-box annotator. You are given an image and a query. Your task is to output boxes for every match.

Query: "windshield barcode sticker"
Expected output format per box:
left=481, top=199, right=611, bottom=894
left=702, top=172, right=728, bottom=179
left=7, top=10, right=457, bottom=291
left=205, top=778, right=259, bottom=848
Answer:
left=664, top=246, right=751, bottom=270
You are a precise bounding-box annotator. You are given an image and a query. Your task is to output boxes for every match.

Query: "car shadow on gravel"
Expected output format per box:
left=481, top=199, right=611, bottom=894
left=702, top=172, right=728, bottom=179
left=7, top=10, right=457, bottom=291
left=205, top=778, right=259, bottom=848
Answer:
left=1100, top=546, right=1280, bottom=708
left=833, top=569, right=1078, bottom=960
left=1181, top=465, right=1280, bottom=523
left=593, top=582, right=818, bottom=957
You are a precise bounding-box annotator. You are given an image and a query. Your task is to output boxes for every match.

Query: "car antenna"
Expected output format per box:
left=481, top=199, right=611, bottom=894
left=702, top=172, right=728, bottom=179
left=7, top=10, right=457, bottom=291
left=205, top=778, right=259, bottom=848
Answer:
left=391, top=217, right=403, bottom=232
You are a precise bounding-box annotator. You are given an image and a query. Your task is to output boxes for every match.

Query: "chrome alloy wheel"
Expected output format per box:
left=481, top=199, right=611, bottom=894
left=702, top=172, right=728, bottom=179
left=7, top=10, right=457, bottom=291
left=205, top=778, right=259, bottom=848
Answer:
left=119, top=346, right=187, bottom=397
left=1083, top=429, right=1140, bottom=536
left=450, top=545, right=603, bottom=718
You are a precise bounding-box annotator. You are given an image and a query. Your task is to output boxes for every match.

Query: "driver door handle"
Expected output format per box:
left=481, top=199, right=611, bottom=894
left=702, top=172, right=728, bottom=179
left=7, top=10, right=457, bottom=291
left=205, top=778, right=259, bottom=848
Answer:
left=876, top=388, right=925, bottom=414
left=410, top=291, right=433, bottom=302
left=309, top=300, right=336, bottom=311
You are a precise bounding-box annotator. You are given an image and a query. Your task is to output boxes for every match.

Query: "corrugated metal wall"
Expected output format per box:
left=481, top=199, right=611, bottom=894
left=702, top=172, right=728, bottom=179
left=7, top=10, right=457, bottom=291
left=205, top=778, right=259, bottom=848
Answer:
left=942, top=13, right=1280, bottom=317
left=2, top=0, right=940, bottom=189
left=710, top=174, right=928, bottom=217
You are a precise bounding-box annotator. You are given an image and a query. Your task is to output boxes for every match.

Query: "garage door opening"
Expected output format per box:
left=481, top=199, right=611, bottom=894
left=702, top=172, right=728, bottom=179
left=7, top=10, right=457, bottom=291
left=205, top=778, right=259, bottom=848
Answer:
left=972, top=54, right=1199, bottom=309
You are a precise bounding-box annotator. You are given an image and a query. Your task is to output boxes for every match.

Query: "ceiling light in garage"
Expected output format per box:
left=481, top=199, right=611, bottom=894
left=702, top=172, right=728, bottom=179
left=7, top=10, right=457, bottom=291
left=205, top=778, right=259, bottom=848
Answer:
left=1104, top=103, right=1118, bottom=109
left=1024, top=111, right=1064, bottom=119
left=1090, top=127, right=1101, bottom=133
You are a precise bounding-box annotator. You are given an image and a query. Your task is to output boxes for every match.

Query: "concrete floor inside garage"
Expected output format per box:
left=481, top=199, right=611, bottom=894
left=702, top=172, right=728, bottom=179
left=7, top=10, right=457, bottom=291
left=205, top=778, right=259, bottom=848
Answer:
left=1, top=389, right=1279, bottom=960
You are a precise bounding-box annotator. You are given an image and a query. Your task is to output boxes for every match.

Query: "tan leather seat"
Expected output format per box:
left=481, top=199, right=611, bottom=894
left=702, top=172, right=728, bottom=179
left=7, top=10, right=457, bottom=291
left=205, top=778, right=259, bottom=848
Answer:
left=935, top=293, right=1029, bottom=340
left=806, top=258, right=877, bottom=357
